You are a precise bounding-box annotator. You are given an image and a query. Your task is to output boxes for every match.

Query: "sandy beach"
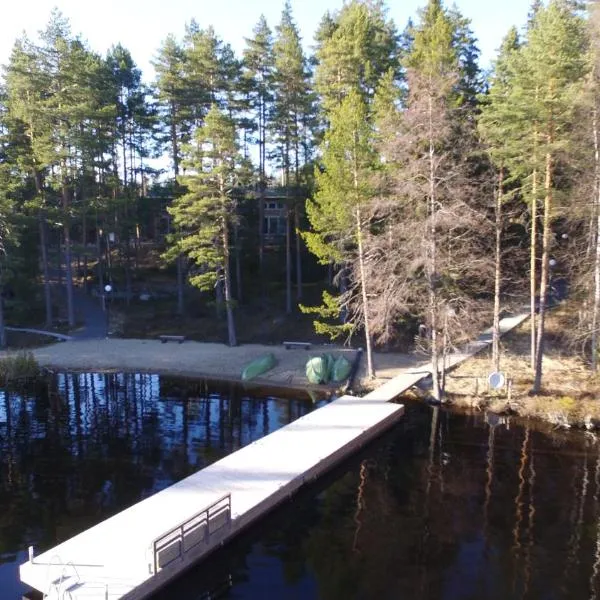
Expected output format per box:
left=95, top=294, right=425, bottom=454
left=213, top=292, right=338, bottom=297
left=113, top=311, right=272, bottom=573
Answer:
left=20, top=338, right=426, bottom=391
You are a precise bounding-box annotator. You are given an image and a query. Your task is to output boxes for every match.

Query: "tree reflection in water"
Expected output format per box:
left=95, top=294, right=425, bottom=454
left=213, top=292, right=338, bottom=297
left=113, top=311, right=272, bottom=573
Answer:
left=6, top=387, right=600, bottom=600
left=154, top=401, right=600, bottom=600
left=0, top=373, right=315, bottom=598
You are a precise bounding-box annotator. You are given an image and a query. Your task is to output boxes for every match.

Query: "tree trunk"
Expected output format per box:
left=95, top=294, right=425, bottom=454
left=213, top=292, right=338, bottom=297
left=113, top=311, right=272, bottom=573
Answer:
left=532, top=150, right=553, bottom=393
left=492, top=168, right=504, bottom=373
left=258, top=187, right=265, bottom=277
left=125, top=236, right=132, bottom=306
left=222, top=221, right=237, bottom=347
left=96, top=220, right=104, bottom=296
left=428, top=95, right=441, bottom=401
left=0, top=284, right=6, bottom=349
left=213, top=279, right=223, bottom=319
left=82, top=211, right=89, bottom=293
left=176, top=254, right=184, bottom=316
left=530, top=123, right=539, bottom=370
left=57, top=232, right=63, bottom=289
left=258, top=94, right=266, bottom=276
left=592, top=104, right=600, bottom=371
left=39, top=212, right=53, bottom=328
left=234, top=224, right=242, bottom=304
left=135, top=223, right=140, bottom=270
left=285, top=206, right=292, bottom=314
left=294, top=205, right=303, bottom=302
left=63, top=219, right=75, bottom=328
left=356, top=209, right=374, bottom=379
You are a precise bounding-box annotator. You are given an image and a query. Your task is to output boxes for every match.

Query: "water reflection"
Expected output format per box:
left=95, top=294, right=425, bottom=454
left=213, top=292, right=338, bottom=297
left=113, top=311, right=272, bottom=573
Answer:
left=153, top=402, right=600, bottom=600
left=0, top=373, right=315, bottom=598
left=6, top=381, right=600, bottom=600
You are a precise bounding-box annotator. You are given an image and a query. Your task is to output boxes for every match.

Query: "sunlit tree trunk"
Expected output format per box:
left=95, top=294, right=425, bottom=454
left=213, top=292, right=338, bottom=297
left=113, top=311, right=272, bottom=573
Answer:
left=592, top=104, right=600, bottom=370
left=492, top=168, right=504, bottom=372
left=532, top=146, right=553, bottom=393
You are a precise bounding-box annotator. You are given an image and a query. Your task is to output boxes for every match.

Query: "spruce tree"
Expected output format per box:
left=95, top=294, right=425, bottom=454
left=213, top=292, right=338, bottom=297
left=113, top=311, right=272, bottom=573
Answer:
left=373, top=0, right=490, bottom=401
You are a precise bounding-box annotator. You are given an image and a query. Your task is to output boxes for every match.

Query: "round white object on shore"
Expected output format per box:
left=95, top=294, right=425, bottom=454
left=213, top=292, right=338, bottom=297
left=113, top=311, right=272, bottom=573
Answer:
left=488, top=371, right=505, bottom=390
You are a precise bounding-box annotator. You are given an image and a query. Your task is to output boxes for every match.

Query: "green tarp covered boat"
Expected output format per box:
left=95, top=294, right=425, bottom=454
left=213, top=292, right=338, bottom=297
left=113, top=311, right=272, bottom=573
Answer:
left=306, top=354, right=330, bottom=384
left=331, top=355, right=351, bottom=383
left=305, top=353, right=352, bottom=384
left=241, top=353, right=277, bottom=381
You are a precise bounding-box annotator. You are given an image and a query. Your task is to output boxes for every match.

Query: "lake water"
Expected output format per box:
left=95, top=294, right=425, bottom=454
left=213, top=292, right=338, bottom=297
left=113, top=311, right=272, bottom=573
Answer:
left=1, top=374, right=599, bottom=599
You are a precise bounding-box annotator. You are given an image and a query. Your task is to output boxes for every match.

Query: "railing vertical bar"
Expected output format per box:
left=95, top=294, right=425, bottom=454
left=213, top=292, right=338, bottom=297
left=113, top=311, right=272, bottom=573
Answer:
left=151, top=493, right=231, bottom=574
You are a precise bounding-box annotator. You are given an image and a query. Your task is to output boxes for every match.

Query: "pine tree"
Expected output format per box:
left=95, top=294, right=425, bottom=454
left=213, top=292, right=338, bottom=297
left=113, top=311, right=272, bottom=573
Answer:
left=304, top=90, right=377, bottom=378
left=166, top=105, right=241, bottom=346
left=271, top=1, right=314, bottom=313
left=153, top=34, right=189, bottom=177
left=4, top=35, right=55, bottom=327
left=478, top=28, right=522, bottom=372
left=314, top=0, right=400, bottom=114
left=516, top=1, right=588, bottom=391
left=243, top=15, right=274, bottom=275
left=0, top=108, right=21, bottom=347
left=585, top=0, right=600, bottom=370
left=154, top=34, right=192, bottom=315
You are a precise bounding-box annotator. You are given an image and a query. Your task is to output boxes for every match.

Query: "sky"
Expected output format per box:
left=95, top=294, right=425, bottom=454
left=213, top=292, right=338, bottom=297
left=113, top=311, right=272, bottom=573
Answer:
left=0, top=0, right=533, bottom=82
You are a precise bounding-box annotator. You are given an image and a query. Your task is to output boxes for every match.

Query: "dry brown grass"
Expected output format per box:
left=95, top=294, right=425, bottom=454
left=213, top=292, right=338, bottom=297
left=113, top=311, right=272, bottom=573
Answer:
left=445, top=305, right=600, bottom=427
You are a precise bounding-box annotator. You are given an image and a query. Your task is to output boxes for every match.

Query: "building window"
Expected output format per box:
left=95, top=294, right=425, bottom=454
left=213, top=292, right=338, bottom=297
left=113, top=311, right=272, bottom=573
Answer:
left=265, top=216, right=286, bottom=236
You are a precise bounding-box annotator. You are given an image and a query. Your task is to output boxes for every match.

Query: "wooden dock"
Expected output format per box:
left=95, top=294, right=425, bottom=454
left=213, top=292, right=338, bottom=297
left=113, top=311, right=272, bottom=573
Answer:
left=19, top=310, right=529, bottom=599
left=20, top=394, right=405, bottom=600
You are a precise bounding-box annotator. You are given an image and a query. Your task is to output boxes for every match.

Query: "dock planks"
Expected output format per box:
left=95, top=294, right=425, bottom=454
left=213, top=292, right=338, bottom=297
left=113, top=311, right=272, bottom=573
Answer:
left=20, top=394, right=405, bottom=600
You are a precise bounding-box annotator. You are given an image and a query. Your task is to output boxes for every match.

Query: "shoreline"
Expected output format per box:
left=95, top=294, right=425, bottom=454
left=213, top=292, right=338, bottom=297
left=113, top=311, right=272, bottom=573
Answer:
left=9, top=338, right=427, bottom=395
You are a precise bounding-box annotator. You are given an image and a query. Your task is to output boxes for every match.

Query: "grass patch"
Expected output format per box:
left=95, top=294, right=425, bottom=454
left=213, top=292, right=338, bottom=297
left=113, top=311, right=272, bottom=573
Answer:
left=0, top=350, right=41, bottom=385
left=444, top=303, right=600, bottom=428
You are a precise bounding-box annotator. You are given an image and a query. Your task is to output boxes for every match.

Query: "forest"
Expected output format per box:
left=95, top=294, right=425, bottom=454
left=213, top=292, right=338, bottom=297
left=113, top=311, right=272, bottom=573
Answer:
left=0, top=0, right=599, bottom=399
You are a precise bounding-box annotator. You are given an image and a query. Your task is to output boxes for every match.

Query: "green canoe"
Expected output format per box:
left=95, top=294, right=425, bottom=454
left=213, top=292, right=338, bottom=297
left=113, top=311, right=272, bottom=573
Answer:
left=306, top=354, right=330, bottom=384
left=241, top=352, right=277, bottom=381
left=331, top=355, right=352, bottom=383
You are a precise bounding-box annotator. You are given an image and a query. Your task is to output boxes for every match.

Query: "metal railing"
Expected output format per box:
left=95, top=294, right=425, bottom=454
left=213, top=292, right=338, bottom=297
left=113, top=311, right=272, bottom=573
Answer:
left=151, top=493, right=232, bottom=575
left=36, top=549, right=132, bottom=600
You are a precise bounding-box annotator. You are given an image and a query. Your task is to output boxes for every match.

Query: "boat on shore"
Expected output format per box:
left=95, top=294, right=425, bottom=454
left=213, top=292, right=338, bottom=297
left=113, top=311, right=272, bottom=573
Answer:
left=241, top=353, right=277, bottom=381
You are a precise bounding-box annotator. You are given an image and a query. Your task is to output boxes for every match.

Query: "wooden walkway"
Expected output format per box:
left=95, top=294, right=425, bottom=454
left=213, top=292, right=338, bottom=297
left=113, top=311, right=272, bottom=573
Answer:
left=363, top=312, right=530, bottom=401
left=20, top=395, right=405, bottom=599
left=19, top=310, right=529, bottom=600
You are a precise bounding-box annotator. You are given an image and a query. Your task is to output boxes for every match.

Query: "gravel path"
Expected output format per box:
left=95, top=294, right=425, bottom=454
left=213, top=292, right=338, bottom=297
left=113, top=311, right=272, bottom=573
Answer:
left=20, top=338, right=425, bottom=391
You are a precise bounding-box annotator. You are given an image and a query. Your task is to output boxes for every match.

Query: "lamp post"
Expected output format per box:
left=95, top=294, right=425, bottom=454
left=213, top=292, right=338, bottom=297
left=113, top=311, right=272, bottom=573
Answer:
left=104, top=284, right=112, bottom=337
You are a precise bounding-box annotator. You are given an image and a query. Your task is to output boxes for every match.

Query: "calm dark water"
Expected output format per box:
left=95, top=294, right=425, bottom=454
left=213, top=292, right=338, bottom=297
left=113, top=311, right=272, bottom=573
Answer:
left=2, top=376, right=600, bottom=600
left=153, top=404, right=600, bottom=600
left=0, top=373, right=318, bottom=598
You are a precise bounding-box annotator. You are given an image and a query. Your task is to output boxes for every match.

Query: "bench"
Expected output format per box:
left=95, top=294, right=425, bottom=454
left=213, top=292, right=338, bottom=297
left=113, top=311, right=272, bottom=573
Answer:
left=158, top=335, right=186, bottom=344
left=283, top=341, right=311, bottom=350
